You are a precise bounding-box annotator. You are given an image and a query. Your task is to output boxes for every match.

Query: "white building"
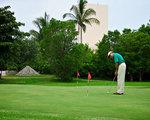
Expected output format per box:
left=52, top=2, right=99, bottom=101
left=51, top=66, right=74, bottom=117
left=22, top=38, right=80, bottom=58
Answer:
left=80, top=4, right=108, bottom=50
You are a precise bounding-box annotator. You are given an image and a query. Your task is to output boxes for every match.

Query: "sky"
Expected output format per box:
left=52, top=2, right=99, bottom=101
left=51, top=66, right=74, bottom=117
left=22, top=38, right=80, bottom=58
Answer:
left=0, top=0, right=150, bottom=32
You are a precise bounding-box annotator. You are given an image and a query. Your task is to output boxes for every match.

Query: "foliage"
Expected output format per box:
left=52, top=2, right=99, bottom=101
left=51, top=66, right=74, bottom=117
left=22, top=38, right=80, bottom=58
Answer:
left=33, top=51, right=51, bottom=74
left=7, top=39, right=39, bottom=70
left=74, top=44, right=95, bottom=78
left=40, top=19, right=78, bottom=81
left=2, top=6, right=149, bottom=82
left=0, top=6, right=26, bottom=78
left=115, top=25, right=150, bottom=81
left=96, top=22, right=150, bottom=81
left=29, top=12, right=50, bottom=41
left=94, top=35, right=114, bottom=79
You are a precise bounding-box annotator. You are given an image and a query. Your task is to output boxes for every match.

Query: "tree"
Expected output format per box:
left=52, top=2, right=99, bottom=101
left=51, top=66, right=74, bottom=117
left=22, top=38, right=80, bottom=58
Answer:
left=95, top=22, right=150, bottom=81
left=0, top=6, right=24, bottom=79
left=94, top=30, right=121, bottom=79
left=95, top=21, right=150, bottom=81
left=7, top=39, right=39, bottom=71
left=40, top=19, right=78, bottom=81
left=30, top=12, right=50, bottom=41
left=63, top=0, right=100, bottom=43
left=94, top=35, right=114, bottom=79
left=116, top=27, right=150, bottom=81
left=71, top=43, right=94, bottom=78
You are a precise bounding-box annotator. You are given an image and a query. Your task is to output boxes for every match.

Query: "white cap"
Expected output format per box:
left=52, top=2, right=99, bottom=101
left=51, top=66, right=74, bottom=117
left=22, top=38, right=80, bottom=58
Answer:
left=107, top=51, right=113, bottom=57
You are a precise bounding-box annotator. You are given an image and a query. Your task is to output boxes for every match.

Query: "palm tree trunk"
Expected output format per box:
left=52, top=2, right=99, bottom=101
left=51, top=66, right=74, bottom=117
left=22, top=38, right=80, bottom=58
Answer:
left=78, top=25, right=82, bottom=43
left=80, top=28, right=82, bottom=43
left=78, top=24, right=80, bottom=43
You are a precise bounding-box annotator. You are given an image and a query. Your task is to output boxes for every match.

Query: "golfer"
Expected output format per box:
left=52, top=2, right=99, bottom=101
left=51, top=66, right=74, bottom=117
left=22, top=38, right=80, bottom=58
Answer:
left=107, top=51, right=126, bottom=95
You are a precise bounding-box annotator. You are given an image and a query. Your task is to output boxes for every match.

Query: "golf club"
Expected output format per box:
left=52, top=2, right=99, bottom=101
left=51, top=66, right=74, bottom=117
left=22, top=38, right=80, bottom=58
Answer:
left=107, top=75, right=116, bottom=94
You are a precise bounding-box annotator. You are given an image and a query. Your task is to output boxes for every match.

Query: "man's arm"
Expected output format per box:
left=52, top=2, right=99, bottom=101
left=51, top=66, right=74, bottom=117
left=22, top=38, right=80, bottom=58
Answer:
left=115, top=63, right=119, bottom=76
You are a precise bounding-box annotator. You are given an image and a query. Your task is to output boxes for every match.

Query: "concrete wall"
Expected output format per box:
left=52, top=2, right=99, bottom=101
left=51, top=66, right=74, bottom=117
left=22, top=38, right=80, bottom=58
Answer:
left=81, top=4, right=108, bottom=50
left=1, top=70, right=17, bottom=76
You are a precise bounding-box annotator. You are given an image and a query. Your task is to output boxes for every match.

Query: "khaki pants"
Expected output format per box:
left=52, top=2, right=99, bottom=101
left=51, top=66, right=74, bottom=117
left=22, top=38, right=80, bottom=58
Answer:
left=117, top=63, right=126, bottom=93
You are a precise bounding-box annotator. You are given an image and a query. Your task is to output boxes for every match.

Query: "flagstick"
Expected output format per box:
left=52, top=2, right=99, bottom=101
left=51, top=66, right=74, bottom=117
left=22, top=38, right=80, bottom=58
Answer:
left=77, top=76, right=79, bottom=88
left=87, top=80, right=90, bottom=96
left=76, top=71, right=80, bottom=88
left=87, top=72, right=91, bottom=96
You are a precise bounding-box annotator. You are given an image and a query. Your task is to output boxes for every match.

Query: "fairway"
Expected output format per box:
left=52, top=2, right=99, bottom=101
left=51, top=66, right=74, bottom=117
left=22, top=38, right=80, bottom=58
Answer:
left=0, top=85, right=150, bottom=120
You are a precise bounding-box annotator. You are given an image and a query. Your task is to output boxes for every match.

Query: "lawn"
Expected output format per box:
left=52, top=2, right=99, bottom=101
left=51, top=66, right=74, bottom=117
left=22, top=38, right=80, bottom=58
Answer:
left=0, top=75, right=150, bottom=120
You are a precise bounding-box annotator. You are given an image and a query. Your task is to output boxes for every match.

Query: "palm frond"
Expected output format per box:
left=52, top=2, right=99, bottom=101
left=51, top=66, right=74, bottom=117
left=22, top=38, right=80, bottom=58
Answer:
left=33, top=20, right=42, bottom=31
left=37, top=17, right=47, bottom=28
left=86, top=18, right=100, bottom=25
left=83, top=19, right=92, bottom=26
left=29, top=30, right=40, bottom=39
left=70, top=5, right=80, bottom=18
left=33, top=12, right=50, bottom=31
left=79, top=0, right=87, bottom=15
left=44, top=12, right=50, bottom=25
left=63, top=13, right=76, bottom=20
left=44, top=12, right=49, bottom=22
left=70, top=5, right=82, bottom=24
left=82, top=8, right=96, bottom=19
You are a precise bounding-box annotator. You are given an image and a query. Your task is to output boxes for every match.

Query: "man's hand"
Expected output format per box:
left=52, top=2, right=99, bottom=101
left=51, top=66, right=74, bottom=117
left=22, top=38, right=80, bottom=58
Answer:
left=115, top=63, right=119, bottom=76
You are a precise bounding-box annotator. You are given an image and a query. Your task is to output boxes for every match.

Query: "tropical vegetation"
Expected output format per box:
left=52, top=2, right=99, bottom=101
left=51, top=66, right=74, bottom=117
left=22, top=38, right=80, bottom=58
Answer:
left=0, top=3, right=150, bottom=81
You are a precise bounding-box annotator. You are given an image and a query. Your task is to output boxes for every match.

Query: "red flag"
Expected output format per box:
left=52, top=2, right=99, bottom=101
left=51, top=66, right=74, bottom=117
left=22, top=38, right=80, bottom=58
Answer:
left=77, top=71, right=80, bottom=78
left=88, top=72, right=92, bottom=80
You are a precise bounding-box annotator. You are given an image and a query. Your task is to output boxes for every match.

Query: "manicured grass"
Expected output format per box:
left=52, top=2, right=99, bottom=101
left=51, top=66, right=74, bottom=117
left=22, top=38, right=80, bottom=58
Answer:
left=0, top=84, right=150, bottom=120
left=1, top=75, right=150, bottom=86
left=0, top=75, right=150, bottom=120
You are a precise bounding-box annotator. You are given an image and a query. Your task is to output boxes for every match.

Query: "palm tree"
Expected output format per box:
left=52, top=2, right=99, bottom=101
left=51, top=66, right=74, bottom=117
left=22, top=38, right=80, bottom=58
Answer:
left=30, top=12, right=50, bottom=41
left=63, top=0, right=100, bottom=43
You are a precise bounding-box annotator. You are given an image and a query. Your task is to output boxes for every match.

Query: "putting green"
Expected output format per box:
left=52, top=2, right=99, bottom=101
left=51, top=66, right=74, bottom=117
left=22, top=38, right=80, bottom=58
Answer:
left=0, top=85, right=149, bottom=120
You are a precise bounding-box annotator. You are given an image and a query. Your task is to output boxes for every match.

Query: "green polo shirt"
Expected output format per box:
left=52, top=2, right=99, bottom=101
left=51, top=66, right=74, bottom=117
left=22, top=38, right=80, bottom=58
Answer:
left=113, top=53, right=125, bottom=64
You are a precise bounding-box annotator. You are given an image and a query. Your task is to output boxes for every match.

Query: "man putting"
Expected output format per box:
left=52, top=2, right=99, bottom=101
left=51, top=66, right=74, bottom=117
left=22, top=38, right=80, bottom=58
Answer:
left=107, top=51, right=126, bottom=95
